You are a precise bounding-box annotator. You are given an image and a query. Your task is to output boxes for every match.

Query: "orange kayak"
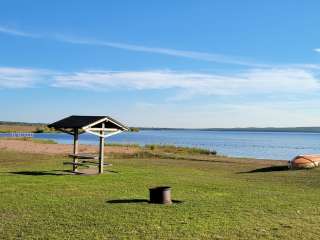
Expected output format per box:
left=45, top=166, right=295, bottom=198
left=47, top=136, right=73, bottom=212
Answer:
left=289, top=155, right=320, bottom=169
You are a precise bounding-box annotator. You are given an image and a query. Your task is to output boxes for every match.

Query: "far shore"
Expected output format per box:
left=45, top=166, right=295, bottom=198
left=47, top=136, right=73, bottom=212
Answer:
left=2, top=121, right=320, bottom=134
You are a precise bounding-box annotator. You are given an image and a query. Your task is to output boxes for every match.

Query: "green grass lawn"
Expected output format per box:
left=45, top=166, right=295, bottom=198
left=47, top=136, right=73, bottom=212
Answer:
left=1, top=149, right=320, bottom=239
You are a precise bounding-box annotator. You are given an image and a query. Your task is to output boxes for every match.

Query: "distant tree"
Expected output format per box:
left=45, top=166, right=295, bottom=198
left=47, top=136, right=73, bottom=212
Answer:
left=129, top=127, right=140, bottom=132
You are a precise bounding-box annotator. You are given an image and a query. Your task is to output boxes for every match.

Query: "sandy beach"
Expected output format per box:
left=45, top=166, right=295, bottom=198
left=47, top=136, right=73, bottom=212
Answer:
left=0, top=139, right=140, bottom=155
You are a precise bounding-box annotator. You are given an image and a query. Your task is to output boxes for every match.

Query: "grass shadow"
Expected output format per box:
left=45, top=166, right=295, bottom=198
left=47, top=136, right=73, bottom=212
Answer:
left=9, top=170, right=71, bottom=176
left=105, top=170, right=119, bottom=174
left=239, top=165, right=289, bottom=174
left=107, top=199, right=183, bottom=204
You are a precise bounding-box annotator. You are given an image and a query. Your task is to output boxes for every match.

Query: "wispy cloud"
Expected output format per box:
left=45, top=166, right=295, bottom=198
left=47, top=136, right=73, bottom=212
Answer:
left=55, top=35, right=264, bottom=67
left=52, top=68, right=320, bottom=98
left=2, top=25, right=319, bottom=70
left=0, top=25, right=264, bottom=67
left=0, top=67, right=52, bottom=88
left=0, top=26, right=39, bottom=38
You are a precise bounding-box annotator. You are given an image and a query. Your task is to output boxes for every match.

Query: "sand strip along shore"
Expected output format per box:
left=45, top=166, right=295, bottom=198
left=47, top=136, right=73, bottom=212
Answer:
left=0, top=139, right=140, bottom=155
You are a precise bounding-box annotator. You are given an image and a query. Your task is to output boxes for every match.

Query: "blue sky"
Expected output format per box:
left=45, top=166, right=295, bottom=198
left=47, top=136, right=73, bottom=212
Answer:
left=0, top=1, right=320, bottom=127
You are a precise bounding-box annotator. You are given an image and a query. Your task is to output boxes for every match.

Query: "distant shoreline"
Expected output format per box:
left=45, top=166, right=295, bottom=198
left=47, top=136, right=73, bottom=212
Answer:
left=2, top=121, right=320, bottom=133
left=139, top=127, right=320, bottom=133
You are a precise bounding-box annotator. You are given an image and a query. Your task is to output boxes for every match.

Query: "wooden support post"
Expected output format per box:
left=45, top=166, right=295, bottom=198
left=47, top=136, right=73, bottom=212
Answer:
left=98, top=123, right=105, bottom=174
left=73, top=128, right=79, bottom=172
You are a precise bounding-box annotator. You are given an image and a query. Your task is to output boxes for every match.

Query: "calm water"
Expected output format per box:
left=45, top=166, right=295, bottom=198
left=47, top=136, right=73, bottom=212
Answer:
left=2, top=130, right=320, bottom=160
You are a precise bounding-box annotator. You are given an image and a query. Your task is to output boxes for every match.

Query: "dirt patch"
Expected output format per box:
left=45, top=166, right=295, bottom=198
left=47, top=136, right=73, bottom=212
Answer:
left=0, top=139, right=140, bottom=156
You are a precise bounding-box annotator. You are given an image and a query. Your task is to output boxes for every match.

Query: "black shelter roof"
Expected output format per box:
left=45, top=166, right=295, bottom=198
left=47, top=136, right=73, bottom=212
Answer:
left=48, top=115, right=128, bottom=130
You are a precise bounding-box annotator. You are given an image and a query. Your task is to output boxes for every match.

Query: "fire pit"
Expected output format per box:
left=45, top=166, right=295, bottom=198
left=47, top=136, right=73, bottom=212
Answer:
left=149, top=186, right=172, bottom=204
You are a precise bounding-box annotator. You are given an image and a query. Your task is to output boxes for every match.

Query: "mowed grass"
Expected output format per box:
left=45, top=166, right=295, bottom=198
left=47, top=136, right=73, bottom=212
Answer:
left=1, top=150, right=320, bottom=239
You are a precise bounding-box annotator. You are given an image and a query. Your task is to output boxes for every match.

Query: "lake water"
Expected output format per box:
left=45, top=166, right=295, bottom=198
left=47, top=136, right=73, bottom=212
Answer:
left=2, top=130, right=320, bottom=160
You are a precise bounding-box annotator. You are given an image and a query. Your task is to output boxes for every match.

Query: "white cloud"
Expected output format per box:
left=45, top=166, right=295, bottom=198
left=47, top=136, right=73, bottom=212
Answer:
left=1, top=65, right=319, bottom=101
left=314, top=48, right=320, bottom=53
left=0, top=67, right=51, bottom=88
left=53, top=68, right=320, bottom=97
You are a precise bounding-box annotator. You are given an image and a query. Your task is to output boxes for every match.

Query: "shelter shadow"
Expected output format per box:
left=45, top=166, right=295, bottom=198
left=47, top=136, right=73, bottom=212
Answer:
left=107, top=199, right=183, bottom=204
left=107, top=199, right=149, bottom=204
left=9, top=170, right=71, bottom=176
